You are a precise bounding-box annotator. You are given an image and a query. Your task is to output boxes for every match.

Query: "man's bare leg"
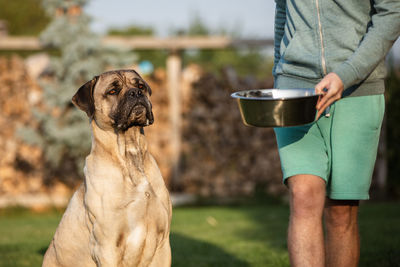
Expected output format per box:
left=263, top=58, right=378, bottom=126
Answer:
left=324, top=199, right=360, bottom=267
left=287, top=175, right=326, bottom=267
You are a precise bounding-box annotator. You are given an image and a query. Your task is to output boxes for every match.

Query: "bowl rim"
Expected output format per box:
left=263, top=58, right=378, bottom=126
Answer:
left=231, top=88, right=322, bottom=101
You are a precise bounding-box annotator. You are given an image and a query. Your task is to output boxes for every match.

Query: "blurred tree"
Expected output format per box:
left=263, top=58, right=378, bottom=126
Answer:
left=19, top=0, right=135, bottom=185
left=107, top=16, right=273, bottom=78
left=176, top=16, right=273, bottom=79
left=108, top=25, right=167, bottom=69
left=0, top=0, right=50, bottom=36
left=179, top=15, right=210, bottom=36
left=108, top=25, right=154, bottom=36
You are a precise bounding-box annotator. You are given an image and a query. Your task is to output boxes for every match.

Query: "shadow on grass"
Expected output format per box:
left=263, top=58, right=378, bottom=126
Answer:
left=35, top=233, right=249, bottom=267
left=233, top=200, right=400, bottom=267
left=234, top=203, right=289, bottom=249
left=38, top=246, right=47, bottom=256
left=228, top=202, right=290, bottom=266
left=358, top=202, right=400, bottom=267
left=171, top=232, right=249, bottom=267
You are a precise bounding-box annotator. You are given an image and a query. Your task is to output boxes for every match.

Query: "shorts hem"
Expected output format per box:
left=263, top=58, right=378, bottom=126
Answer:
left=282, top=170, right=327, bottom=185
left=328, top=192, right=370, bottom=200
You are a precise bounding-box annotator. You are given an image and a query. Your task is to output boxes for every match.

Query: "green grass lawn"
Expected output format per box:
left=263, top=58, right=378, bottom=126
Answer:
left=0, top=201, right=399, bottom=267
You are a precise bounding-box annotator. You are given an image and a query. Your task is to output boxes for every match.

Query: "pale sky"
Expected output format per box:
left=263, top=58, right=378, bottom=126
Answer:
left=85, top=0, right=399, bottom=60
left=85, top=0, right=276, bottom=38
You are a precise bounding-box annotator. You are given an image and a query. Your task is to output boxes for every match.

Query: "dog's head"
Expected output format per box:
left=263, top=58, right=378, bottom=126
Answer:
left=72, top=69, right=154, bottom=132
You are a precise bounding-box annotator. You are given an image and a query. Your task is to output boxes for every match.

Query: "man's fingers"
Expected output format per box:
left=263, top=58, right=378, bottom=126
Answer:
left=316, top=94, right=327, bottom=110
left=315, top=79, right=329, bottom=95
left=314, top=72, right=345, bottom=119
left=315, top=81, right=336, bottom=110
left=316, top=109, right=324, bottom=120
left=316, top=95, right=340, bottom=119
left=316, top=89, right=336, bottom=110
left=316, top=101, right=330, bottom=119
left=315, top=78, right=330, bottom=109
left=316, top=89, right=326, bottom=108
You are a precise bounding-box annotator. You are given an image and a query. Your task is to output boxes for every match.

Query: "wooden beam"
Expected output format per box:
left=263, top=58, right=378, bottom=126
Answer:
left=166, top=50, right=182, bottom=187
left=0, top=36, right=41, bottom=50
left=0, top=36, right=273, bottom=51
left=103, top=36, right=274, bottom=49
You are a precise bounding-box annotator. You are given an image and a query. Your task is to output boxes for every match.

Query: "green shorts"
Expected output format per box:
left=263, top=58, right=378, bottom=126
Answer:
left=274, top=94, right=385, bottom=200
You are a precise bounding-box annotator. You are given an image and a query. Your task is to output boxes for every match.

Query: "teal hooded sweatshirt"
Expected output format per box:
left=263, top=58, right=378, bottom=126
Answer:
left=273, top=0, right=400, bottom=97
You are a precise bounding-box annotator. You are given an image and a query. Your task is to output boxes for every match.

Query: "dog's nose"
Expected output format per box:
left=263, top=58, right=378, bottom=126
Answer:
left=128, top=88, right=143, bottom=98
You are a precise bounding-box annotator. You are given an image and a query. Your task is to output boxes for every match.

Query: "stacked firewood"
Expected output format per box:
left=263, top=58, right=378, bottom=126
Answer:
left=143, top=68, right=174, bottom=186
left=179, top=68, right=284, bottom=197
left=0, top=55, right=70, bottom=201
left=0, top=55, right=284, bottom=203
left=0, top=55, right=41, bottom=195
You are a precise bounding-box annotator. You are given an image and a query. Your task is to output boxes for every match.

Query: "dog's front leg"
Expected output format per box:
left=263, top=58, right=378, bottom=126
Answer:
left=88, top=223, right=119, bottom=266
left=88, top=217, right=149, bottom=267
left=84, top=190, right=149, bottom=267
left=84, top=201, right=127, bottom=267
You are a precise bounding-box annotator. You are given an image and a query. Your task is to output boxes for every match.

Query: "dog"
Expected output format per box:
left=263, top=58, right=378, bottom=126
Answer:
left=42, top=70, right=172, bottom=267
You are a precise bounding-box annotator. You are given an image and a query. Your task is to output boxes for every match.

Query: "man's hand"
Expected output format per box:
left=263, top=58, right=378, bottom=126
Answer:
left=315, top=72, right=344, bottom=119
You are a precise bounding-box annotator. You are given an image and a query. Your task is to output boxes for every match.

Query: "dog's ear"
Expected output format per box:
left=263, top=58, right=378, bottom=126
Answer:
left=72, top=76, right=98, bottom=119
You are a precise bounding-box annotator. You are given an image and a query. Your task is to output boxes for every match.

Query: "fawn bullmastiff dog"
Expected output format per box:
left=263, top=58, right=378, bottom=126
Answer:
left=43, top=70, right=172, bottom=267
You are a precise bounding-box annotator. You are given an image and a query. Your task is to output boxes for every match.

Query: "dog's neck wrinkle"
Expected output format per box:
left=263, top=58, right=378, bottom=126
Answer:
left=90, top=121, right=148, bottom=177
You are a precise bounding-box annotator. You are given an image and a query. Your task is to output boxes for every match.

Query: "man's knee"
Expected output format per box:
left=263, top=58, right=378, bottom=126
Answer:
left=324, top=200, right=359, bottom=230
left=288, top=175, right=326, bottom=218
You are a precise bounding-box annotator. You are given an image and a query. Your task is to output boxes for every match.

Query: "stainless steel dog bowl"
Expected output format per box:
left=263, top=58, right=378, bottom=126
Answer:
left=231, top=89, right=320, bottom=127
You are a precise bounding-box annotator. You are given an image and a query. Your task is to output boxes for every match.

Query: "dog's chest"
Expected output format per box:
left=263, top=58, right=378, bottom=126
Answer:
left=84, top=150, right=170, bottom=265
left=118, top=182, right=169, bottom=262
left=126, top=180, right=169, bottom=230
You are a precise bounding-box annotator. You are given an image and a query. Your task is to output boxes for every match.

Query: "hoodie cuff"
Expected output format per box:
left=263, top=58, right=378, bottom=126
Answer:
left=332, top=62, right=360, bottom=90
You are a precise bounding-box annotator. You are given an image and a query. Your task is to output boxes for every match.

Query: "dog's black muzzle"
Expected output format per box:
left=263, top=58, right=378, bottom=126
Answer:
left=127, top=87, right=144, bottom=99
left=111, top=88, right=154, bottom=131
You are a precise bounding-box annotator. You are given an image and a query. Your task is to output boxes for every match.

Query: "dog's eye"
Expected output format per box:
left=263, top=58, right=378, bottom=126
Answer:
left=108, top=89, right=119, bottom=95
left=138, top=84, right=144, bottom=90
